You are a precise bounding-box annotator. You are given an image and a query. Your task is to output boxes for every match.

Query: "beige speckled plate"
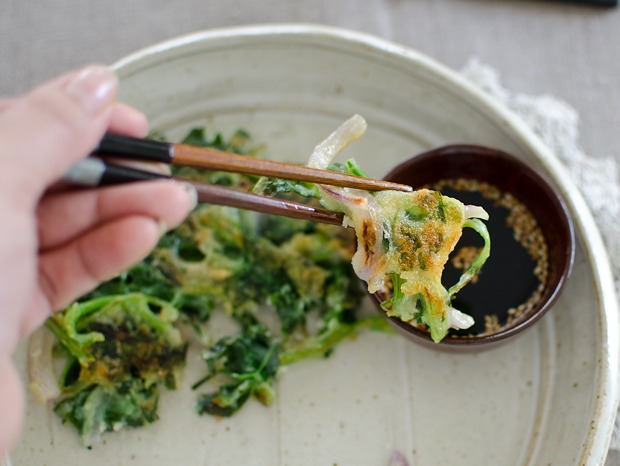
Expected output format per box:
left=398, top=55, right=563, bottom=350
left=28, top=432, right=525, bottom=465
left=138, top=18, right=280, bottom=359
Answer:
left=7, top=25, right=619, bottom=466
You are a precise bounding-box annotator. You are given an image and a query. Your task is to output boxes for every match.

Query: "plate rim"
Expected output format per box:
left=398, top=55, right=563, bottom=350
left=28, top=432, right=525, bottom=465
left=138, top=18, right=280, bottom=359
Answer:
left=111, top=23, right=619, bottom=464
left=53, top=23, right=609, bottom=464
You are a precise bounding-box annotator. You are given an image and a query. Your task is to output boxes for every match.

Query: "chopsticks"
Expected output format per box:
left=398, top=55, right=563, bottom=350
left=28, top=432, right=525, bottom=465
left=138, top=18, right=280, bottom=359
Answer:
left=93, top=133, right=412, bottom=193
left=61, top=132, right=413, bottom=226
left=62, top=157, right=346, bottom=225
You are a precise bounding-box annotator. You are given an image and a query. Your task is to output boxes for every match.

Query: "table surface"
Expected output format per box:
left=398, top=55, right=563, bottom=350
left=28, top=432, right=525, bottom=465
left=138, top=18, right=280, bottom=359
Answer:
left=2, top=1, right=619, bottom=464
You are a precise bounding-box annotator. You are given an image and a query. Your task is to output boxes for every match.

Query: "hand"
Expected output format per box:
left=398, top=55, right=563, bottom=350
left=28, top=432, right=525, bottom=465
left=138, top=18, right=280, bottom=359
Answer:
left=0, top=65, right=197, bottom=454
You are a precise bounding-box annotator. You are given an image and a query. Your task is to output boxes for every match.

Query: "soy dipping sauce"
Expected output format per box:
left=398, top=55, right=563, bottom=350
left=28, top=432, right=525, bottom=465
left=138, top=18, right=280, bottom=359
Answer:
left=431, top=178, right=549, bottom=337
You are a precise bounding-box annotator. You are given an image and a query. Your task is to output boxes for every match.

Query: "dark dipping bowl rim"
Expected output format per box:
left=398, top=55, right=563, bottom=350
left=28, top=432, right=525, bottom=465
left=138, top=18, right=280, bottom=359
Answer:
left=375, top=144, right=575, bottom=351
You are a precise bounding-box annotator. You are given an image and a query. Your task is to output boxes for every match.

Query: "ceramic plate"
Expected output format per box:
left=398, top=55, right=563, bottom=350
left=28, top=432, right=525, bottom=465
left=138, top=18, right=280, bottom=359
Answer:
left=7, top=25, right=619, bottom=466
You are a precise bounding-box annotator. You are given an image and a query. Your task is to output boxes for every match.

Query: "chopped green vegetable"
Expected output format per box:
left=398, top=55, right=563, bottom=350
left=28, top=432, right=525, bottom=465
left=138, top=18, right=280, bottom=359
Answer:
left=46, top=294, right=187, bottom=446
left=194, top=313, right=280, bottom=416
left=161, top=203, right=370, bottom=415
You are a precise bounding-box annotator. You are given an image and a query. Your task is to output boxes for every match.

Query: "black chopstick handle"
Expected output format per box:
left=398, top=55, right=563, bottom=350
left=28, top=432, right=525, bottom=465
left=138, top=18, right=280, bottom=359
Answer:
left=100, top=162, right=169, bottom=185
left=62, top=157, right=169, bottom=187
left=93, top=133, right=174, bottom=164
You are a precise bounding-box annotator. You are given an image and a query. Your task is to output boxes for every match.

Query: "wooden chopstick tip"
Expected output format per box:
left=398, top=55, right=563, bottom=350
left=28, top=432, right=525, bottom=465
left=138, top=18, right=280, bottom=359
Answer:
left=392, top=183, right=413, bottom=193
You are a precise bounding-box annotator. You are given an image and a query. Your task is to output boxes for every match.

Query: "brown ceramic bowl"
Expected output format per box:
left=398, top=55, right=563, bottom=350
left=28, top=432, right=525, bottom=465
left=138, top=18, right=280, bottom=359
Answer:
left=374, top=144, right=575, bottom=351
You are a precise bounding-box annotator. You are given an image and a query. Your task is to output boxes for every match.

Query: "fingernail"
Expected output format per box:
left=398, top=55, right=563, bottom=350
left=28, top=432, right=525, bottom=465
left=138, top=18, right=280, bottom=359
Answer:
left=65, top=65, right=118, bottom=115
left=183, top=183, right=198, bottom=210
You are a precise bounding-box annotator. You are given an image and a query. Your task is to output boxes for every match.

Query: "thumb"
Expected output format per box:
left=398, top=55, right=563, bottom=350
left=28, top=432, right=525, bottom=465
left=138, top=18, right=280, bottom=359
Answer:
left=0, top=65, right=118, bottom=199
